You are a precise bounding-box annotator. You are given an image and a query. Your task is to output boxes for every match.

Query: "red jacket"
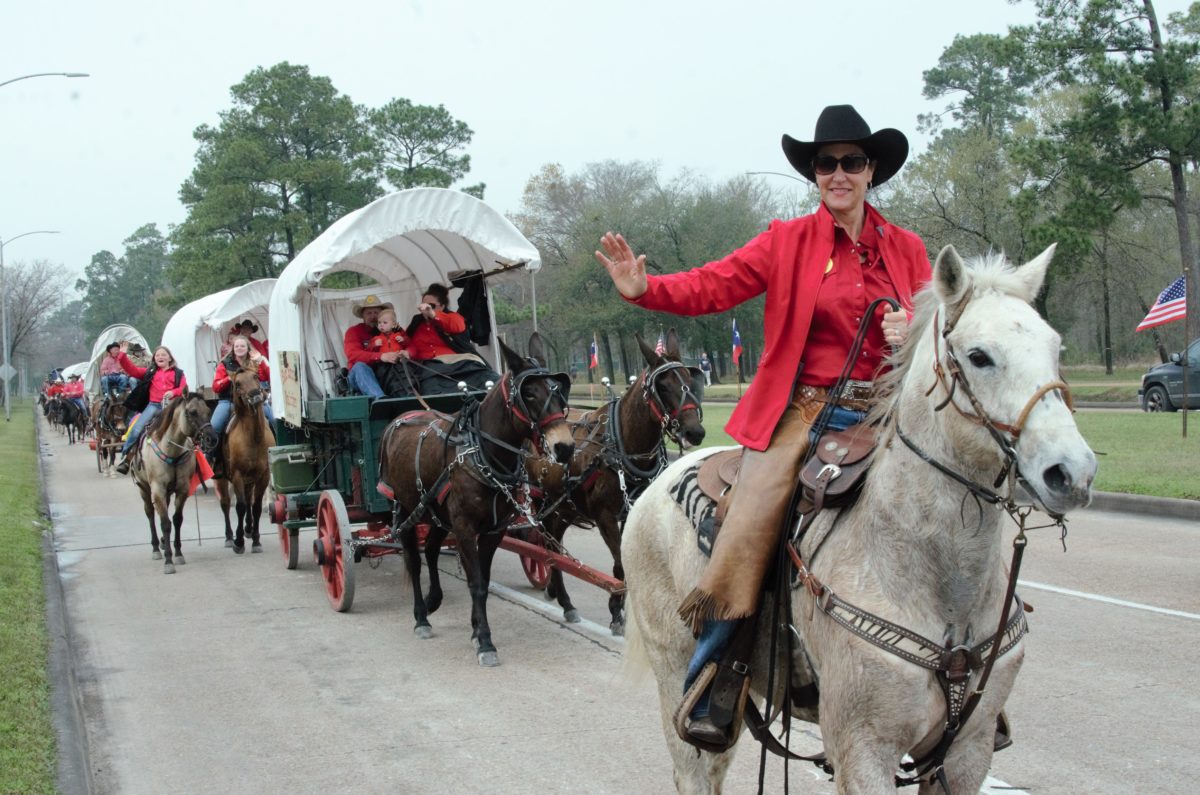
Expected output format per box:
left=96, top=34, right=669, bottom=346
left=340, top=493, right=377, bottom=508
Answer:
left=212, top=354, right=270, bottom=398
left=118, top=353, right=188, bottom=404
left=63, top=381, right=86, bottom=399
left=344, top=323, right=381, bottom=367
left=631, top=202, right=931, bottom=450
left=369, top=331, right=408, bottom=354
left=407, top=311, right=467, bottom=361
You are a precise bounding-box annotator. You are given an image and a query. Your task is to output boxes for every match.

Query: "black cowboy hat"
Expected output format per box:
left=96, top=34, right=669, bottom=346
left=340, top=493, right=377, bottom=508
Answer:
left=781, top=104, right=909, bottom=187
left=236, top=318, right=260, bottom=333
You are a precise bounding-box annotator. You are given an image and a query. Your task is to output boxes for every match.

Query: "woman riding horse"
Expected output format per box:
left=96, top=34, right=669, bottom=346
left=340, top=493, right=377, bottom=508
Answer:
left=597, top=104, right=927, bottom=747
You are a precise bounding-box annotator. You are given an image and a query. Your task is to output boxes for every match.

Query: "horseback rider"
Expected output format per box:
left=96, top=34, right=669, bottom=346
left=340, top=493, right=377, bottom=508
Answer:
left=115, top=343, right=188, bottom=475
left=63, top=374, right=88, bottom=414
left=596, top=105, right=931, bottom=747
left=209, top=335, right=273, bottom=477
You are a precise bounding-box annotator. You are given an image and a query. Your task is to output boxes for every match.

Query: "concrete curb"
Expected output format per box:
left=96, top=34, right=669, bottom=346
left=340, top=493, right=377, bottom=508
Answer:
left=35, top=411, right=94, bottom=795
left=1085, top=490, right=1200, bottom=521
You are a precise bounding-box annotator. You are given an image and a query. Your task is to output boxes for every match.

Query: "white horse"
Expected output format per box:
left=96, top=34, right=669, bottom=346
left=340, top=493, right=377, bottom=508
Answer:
left=622, top=244, right=1097, bottom=794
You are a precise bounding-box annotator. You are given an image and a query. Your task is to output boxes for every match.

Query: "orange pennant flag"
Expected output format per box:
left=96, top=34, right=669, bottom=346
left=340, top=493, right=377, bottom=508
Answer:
left=189, top=449, right=215, bottom=496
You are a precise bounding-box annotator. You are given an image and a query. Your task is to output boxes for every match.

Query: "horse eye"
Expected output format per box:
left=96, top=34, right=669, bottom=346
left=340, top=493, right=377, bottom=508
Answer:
left=967, top=349, right=994, bottom=368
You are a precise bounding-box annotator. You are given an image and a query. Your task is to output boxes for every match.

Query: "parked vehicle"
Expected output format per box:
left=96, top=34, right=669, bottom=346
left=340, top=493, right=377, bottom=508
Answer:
left=1140, top=337, right=1200, bottom=411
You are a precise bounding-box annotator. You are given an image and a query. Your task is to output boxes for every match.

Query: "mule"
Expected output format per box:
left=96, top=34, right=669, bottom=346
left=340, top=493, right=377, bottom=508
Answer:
left=215, top=369, right=276, bottom=553
left=94, top=392, right=132, bottom=475
left=131, top=393, right=215, bottom=574
left=536, top=328, right=706, bottom=635
left=377, top=333, right=575, bottom=666
left=621, top=245, right=1097, bottom=794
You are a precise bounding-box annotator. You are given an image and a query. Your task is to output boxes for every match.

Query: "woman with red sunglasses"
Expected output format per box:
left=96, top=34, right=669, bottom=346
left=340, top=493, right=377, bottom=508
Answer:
left=597, top=104, right=932, bottom=748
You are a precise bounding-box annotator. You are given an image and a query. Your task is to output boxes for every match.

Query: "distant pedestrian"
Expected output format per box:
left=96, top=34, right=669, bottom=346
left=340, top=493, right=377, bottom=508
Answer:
left=698, top=353, right=712, bottom=387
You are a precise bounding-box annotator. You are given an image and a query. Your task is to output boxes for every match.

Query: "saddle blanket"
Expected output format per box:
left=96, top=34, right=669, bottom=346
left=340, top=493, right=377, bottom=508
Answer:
left=668, top=460, right=718, bottom=558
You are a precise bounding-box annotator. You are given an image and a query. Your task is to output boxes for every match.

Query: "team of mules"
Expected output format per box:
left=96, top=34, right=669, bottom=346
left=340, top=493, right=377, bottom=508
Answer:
left=622, top=245, right=1097, bottom=794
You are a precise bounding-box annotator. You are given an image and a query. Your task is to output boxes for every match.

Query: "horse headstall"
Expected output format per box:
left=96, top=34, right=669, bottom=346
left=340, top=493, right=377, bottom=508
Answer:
left=642, top=361, right=704, bottom=438
left=503, top=366, right=571, bottom=431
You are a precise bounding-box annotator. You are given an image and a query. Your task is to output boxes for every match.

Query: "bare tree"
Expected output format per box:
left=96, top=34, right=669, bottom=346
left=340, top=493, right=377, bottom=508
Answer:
left=6, top=258, right=72, bottom=358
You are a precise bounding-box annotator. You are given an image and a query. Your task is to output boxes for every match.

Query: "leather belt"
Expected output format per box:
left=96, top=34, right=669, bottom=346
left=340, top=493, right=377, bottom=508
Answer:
left=794, top=380, right=874, bottom=412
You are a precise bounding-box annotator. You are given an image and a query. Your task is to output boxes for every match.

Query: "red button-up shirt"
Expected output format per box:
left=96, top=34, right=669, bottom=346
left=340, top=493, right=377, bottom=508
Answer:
left=799, top=220, right=896, bottom=384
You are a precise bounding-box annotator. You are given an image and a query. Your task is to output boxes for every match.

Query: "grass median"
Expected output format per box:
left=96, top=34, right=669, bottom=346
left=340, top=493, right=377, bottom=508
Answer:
left=0, top=402, right=56, bottom=794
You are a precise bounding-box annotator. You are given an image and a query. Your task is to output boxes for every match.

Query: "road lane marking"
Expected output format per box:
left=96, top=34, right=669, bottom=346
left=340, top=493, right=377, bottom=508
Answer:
left=1020, top=580, right=1200, bottom=621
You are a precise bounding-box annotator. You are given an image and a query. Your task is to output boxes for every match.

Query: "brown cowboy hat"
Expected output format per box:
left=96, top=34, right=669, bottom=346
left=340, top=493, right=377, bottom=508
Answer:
left=781, top=104, right=909, bottom=187
left=352, top=294, right=393, bottom=319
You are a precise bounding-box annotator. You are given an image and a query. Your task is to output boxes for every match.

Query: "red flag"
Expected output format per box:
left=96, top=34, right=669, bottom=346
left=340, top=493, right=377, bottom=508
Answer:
left=1135, top=275, right=1187, bottom=332
left=189, top=449, right=215, bottom=496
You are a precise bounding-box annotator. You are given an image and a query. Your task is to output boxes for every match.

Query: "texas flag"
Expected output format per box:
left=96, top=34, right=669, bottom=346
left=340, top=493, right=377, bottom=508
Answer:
left=732, top=319, right=743, bottom=366
left=589, top=334, right=599, bottom=369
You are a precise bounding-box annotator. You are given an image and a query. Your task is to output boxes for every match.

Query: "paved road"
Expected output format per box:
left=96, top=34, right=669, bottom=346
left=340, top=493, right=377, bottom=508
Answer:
left=41, top=420, right=1198, bottom=794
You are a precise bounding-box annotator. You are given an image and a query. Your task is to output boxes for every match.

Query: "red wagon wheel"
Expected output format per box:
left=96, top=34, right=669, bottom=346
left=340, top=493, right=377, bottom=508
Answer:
left=515, top=527, right=551, bottom=589
left=272, top=493, right=299, bottom=570
left=314, top=490, right=355, bottom=612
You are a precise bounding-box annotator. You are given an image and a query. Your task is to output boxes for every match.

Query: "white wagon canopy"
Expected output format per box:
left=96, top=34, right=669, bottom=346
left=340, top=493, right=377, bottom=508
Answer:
left=83, top=324, right=151, bottom=395
left=269, top=188, right=540, bottom=425
left=160, top=279, right=276, bottom=396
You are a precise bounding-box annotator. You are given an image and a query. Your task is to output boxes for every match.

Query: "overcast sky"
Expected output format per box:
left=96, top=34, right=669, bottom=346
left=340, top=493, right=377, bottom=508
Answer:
left=3, top=0, right=1192, bottom=290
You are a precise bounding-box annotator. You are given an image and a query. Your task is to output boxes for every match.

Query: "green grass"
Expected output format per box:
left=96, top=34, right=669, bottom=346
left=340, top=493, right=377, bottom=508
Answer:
left=1075, top=412, right=1200, bottom=499
left=0, top=402, right=56, bottom=794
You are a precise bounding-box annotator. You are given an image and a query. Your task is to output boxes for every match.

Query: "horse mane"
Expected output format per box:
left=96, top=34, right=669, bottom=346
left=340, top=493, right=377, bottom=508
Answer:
left=867, top=251, right=1031, bottom=427
left=150, top=393, right=193, bottom=442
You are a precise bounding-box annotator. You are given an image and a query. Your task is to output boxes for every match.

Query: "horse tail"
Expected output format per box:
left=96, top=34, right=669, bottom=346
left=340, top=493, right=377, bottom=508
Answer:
left=619, top=599, right=652, bottom=687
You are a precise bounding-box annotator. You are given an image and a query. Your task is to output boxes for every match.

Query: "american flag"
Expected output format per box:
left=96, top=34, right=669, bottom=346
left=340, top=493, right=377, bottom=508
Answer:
left=1136, top=276, right=1187, bottom=332
left=732, top=318, right=743, bottom=365
left=654, top=333, right=666, bottom=356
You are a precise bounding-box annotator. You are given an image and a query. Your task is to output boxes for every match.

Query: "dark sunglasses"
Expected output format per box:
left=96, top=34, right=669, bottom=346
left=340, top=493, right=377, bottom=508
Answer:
left=812, top=153, right=871, bottom=175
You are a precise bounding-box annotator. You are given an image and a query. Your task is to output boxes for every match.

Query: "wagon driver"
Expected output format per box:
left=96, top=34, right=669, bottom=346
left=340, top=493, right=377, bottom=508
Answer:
left=344, top=294, right=401, bottom=398
left=596, top=104, right=931, bottom=747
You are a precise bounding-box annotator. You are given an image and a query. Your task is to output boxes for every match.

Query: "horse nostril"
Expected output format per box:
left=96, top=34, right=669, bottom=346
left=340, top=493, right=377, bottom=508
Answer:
left=1043, top=464, right=1071, bottom=495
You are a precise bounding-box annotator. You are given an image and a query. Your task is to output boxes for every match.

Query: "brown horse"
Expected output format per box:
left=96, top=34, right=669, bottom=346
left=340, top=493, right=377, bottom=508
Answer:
left=94, top=392, right=132, bottom=475
left=130, top=393, right=215, bottom=573
left=377, top=333, right=575, bottom=666
left=535, top=329, right=706, bottom=635
left=216, top=369, right=276, bottom=554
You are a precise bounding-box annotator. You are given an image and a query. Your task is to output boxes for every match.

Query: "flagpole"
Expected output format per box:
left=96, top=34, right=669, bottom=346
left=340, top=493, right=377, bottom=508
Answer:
left=1183, top=271, right=1189, bottom=438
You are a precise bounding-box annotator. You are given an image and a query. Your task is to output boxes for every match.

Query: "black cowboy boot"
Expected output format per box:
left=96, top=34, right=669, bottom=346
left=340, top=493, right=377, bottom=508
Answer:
left=115, top=453, right=132, bottom=475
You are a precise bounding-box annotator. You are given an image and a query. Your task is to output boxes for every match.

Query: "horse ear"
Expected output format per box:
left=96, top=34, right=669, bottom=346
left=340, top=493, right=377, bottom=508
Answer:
left=527, top=332, right=546, bottom=366
left=1014, top=243, right=1055, bottom=304
left=933, top=245, right=971, bottom=308
left=635, top=332, right=659, bottom=366
left=665, top=328, right=681, bottom=360
left=499, top=338, right=525, bottom=373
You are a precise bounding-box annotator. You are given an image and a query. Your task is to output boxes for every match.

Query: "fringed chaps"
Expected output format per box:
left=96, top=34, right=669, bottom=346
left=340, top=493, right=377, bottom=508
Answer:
left=678, top=391, right=825, bottom=633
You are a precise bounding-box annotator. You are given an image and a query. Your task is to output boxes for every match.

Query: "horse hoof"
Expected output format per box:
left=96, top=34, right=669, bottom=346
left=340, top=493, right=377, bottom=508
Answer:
left=232, top=544, right=245, bottom=555
left=175, top=555, right=186, bottom=565
left=152, top=550, right=162, bottom=560
left=224, top=539, right=234, bottom=548
left=414, top=625, right=433, bottom=640
left=251, top=543, right=263, bottom=553
left=610, top=620, right=625, bottom=637
left=564, top=609, right=581, bottom=624
left=164, top=563, right=176, bottom=574
left=478, top=651, right=500, bottom=667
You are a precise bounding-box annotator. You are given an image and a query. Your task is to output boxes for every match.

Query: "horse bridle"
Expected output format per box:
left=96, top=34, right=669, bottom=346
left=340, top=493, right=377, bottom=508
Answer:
left=641, top=361, right=703, bottom=445
left=500, top=361, right=570, bottom=452
left=904, top=303, right=1074, bottom=508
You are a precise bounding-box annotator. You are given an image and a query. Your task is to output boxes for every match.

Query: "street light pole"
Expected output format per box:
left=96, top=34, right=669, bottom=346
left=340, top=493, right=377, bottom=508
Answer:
left=0, top=72, right=89, bottom=89
left=1, top=230, right=60, bottom=421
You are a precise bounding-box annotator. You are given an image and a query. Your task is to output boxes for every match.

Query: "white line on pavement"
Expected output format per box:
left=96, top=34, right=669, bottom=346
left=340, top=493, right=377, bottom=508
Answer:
left=1020, top=580, right=1200, bottom=621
